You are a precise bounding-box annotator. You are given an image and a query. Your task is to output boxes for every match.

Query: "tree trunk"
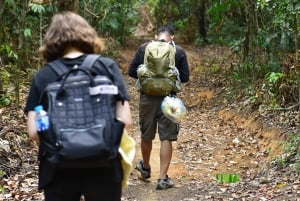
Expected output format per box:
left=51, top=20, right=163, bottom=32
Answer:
left=198, top=0, right=207, bottom=42
left=0, top=0, right=6, bottom=95
left=0, top=0, right=6, bottom=43
left=292, top=0, right=300, bottom=131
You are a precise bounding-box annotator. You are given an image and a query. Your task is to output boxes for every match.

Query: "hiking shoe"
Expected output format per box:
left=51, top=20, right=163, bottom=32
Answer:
left=136, top=159, right=151, bottom=179
left=156, top=175, right=174, bottom=190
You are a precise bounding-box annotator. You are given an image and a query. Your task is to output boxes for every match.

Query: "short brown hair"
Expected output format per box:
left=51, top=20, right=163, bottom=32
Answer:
left=39, top=11, right=105, bottom=62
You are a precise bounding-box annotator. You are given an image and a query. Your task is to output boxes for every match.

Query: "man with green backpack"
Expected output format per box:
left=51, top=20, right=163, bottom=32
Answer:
left=128, top=25, right=189, bottom=190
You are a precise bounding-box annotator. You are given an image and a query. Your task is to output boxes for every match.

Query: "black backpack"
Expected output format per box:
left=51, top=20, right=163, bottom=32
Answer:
left=38, top=54, right=124, bottom=168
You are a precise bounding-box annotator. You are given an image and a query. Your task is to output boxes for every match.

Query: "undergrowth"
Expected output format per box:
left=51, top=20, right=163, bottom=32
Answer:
left=272, top=133, right=300, bottom=174
left=201, top=46, right=299, bottom=174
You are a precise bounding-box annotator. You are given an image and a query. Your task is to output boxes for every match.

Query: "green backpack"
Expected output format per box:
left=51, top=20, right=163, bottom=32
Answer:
left=137, top=41, right=182, bottom=96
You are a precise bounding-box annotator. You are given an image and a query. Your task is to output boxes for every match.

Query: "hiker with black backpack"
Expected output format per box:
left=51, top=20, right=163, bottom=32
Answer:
left=128, top=25, right=189, bottom=190
left=24, top=12, right=132, bottom=201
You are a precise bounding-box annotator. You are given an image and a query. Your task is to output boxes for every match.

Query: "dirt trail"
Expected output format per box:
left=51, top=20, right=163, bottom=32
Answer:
left=0, top=44, right=297, bottom=201
left=122, top=75, right=189, bottom=201
left=120, top=47, right=291, bottom=201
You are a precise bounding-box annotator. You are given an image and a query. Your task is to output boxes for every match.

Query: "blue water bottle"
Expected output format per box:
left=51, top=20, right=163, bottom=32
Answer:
left=34, top=105, right=49, bottom=131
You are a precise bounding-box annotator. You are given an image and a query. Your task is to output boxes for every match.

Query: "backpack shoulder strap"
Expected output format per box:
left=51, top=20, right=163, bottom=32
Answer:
left=49, top=54, right=117, bottom=87
left=86, top=54, right=124, bottom=102
left=84, top=54, right=116, bottom=83
left=48, top=59, right=69, bottom=77
left=143, top=41, right=155, bottom=64
left=168, top=43, right=176, bottom=67
left=80, top=54, right=100, bottom=69
left=48, top=54, right=102, bottom=77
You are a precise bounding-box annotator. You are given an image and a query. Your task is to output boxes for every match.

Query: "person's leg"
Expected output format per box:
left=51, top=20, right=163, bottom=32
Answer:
left=136, top=138, right=152, bottom=179
left=141, top=138, right=152, bottom=168
left=159, top=140, right=172, bottom=179
left=83, top=181, right=122, bottom=201
left=157, top=111, right=179, bottom=189
left=44, top=179, right=81, bottom=201
left=138, top=94, right=159, bottom=170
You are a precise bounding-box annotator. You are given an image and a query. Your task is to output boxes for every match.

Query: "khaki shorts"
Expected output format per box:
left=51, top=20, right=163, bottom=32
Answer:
left=139, top=94, right=179, bottom=141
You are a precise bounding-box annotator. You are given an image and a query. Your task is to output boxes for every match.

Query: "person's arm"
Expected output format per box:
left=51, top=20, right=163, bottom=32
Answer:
left=176, top=47, right=190, bottom=83
left=27, top=111, right=39, bottom=142
left=116, top=101, right=132, bottom=132
left=128, top=45, right=146, bottom=79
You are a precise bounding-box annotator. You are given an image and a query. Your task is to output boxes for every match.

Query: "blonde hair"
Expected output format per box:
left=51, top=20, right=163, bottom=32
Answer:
left=39, top=11, right=105, bottom=62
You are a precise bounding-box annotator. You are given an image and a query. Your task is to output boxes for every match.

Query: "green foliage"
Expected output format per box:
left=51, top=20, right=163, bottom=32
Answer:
left=260, top=71, right=298, bottom=107
left=0, top=44, right=23, bottom=106
left=0, top=0, right=141, bottom=107
left=0, top=170, right=5, bottom=177
left=263, top=72, right=285, bottom=107
left=273, top=155, right=288, bottom=169
left=256, top=0, right=299, bottom=52
left=207, top=0, right=245, bottom=44
left=102, top=38, right=121, bottom=58
left=0, top=96, right=11, bottom=106
left=0, top=170, right=6, bottom=193
left=266, top=72, right=285, bottom=85
left=0, top=45, right=18, bottom=60
left=208, top=0, right=299, bottom=110
left=80, top=0, right=140, bottom=44
left=228, top=56, right=298, bottom=108
left=148, top=0, right=198, bottom=40
left=231, top=62, right=254, bottom=86
left=0, top=0, right=298, bottom=110
left=24, top=28, right=32, bottom=38
left=207, top=0, right=299, bottom=51
left=0, top=45, right=16, bottom=88
left=0, top=185, right=5, bottom=194
left=284, top=134, right=300, bottom=155
left=29, top=3, right=46, bottom=13
left=229, top=38, right=244, bottom=53
left=273, top=133, right=300, bottom=173
left=215, top=173, right=240, bottom=184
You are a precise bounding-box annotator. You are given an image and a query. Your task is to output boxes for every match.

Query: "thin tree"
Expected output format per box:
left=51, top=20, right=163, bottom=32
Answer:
left=198, top=0, right=207, bottom=43
left=292, top=0, right=300, bottom=131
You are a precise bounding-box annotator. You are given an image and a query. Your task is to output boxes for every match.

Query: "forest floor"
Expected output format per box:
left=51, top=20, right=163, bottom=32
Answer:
left=0, top=43, right=299, bottom=201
